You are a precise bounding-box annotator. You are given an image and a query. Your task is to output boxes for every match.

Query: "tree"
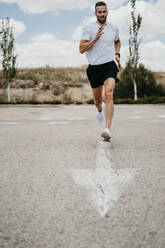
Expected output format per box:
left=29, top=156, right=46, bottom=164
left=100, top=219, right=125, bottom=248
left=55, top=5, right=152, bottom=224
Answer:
left=114, top=63, right=164, bottom=99
left=128, top=0, right=142, bottom=100
left=0, top=18, right=17, bottom=102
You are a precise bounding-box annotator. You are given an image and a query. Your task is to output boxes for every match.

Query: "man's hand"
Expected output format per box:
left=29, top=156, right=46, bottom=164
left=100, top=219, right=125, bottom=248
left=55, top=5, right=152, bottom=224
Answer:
left=115, top=54, right=122, bottom=71
left=79, top=26, right=104, bottom=54
left=94, top=26, right=104, bottom=41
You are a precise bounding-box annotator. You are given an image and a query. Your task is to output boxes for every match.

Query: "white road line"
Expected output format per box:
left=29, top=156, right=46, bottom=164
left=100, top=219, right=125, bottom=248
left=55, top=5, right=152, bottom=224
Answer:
left=0, top=122, right=23, bottom=125
left=129, top=116, right=143, bottom=119
left=158, top=115, right=165, bottom=119
left=69, top=140, right=140, bottom=217
left=48, top=121, right=71, bottom=125
left=39, top=117, right=56, bottom=120
left=69, top=117, right=84, bottom=121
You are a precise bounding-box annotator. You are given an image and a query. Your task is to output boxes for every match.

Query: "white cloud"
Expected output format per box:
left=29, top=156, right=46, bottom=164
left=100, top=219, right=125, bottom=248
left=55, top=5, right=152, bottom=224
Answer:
left=140, top=40, right=165, bottom=71
left=16, top=33, right=86, bottom=68
left=120, top=40, right=165, bottom=71
left=0, top=18, right=26, bottom=38
left=0, top=0, right=94, bottom=13
left=11, top=18, right=26, bottom=38
left=136, top=0, right=165, bottom=41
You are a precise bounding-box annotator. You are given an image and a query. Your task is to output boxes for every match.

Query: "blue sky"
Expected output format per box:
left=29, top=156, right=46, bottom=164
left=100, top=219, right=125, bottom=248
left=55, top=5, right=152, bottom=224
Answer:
left=0, top=0, right=165, bottom=71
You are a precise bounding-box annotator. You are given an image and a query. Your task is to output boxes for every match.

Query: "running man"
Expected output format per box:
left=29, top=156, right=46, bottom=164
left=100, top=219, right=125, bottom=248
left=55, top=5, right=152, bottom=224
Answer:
left=79, top=1, right=122, bottom=140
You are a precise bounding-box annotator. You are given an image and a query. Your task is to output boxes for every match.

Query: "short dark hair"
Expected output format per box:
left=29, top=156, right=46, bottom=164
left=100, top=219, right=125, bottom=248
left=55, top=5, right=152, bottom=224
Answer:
left=95, top=1, right=107, bottom=10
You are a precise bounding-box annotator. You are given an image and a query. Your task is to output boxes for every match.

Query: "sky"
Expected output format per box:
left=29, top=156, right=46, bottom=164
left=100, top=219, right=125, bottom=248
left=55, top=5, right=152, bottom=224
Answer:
left=0, top=0, right=165, bottom=71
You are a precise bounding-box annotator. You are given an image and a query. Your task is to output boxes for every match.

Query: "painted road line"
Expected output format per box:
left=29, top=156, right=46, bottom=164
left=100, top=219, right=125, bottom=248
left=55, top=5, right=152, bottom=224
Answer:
left=69, top=140, right=140, bottom=217
left=39, top=116, right=56, bottom=120
left=48, top=121, right=71, bottom=125
left=69, top=117, right=84, bottom=121
left=0, top=122, right=23, bottom=125
left=129, top=116, right=143, bottom=119
left=158, top=115, right=165, bottom=119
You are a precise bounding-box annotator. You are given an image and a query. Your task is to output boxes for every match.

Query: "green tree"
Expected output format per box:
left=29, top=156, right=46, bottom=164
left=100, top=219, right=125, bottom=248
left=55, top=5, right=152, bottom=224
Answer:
left=114, top=62, right=164, bottom=99
left=0, top=18, right=17, bottom=102
left=128, top=0, right=142, bottom=100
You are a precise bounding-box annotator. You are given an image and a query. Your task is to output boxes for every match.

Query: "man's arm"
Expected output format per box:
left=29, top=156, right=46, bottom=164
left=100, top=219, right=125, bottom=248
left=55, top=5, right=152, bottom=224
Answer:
left=114, top=38, right=122, bottom=70
left=79, top=26, right=104, bottom=54
left=79, top=39, right=96, bottom=54
left=114, top=38, right=121, bottom=54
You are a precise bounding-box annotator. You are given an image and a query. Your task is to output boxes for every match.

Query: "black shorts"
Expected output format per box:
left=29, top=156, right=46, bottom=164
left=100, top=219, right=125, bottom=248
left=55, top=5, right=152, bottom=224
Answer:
left=86, top=60, right=119, bottom=89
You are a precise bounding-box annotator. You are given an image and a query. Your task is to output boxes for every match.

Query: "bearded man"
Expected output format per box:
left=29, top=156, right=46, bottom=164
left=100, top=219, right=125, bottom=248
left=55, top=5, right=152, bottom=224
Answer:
left=79, top=1, right=122, bottom=141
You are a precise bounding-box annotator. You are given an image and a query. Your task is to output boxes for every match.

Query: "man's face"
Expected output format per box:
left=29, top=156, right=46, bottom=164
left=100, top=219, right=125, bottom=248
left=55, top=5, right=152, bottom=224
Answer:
left=95, top=6, right=108, bottom=24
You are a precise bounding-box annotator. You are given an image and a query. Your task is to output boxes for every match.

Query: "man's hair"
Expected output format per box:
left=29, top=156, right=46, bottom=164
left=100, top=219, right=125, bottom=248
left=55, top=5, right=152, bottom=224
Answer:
left=95, top=1, right=107, bottom=10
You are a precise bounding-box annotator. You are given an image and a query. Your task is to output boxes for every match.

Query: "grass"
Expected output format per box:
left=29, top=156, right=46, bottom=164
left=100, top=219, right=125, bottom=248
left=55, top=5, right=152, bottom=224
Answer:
left=0, top=96, right=165, bottom=105
left=113, top=96, right=165, bottom=104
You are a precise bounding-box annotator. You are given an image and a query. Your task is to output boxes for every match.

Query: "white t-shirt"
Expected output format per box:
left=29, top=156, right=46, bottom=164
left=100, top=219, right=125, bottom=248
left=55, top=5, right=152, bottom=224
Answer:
left=81, top=22, right=119, bottom=65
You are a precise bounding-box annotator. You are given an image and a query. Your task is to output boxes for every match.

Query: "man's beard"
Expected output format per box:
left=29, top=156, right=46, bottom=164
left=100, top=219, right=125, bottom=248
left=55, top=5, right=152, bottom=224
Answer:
left=97, top=16, right=106, bottom=24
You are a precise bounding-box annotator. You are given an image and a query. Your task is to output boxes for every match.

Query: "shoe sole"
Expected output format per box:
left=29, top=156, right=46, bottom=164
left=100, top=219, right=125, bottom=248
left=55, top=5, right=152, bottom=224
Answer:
left=101, top=131, right=111, bottom=139
left=103, top=138, right=111, bottom=142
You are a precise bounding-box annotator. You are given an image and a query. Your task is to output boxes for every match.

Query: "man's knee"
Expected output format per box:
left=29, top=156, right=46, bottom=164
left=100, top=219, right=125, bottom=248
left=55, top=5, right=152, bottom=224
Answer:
left=104, top=89, right=113, bottom=103
left=94, top=99, right=102, bottom=107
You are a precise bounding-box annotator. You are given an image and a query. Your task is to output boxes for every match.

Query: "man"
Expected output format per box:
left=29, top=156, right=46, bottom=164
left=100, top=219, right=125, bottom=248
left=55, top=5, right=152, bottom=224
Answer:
left=79, top=1, right=122, bottom=141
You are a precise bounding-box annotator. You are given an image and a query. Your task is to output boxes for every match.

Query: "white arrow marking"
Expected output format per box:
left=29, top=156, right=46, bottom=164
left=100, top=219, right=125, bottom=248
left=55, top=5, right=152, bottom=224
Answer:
left=69, top=140, right=140, bottom=217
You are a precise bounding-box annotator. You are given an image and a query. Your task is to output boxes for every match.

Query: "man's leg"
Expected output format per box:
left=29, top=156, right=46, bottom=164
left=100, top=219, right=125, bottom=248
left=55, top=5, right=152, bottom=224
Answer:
left=104, top=78, right=115, bottom=129
left=92, top=84, right=103, bottom=112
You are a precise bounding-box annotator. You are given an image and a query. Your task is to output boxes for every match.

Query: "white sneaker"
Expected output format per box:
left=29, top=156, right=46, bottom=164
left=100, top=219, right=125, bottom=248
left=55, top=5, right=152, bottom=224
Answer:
left=96, top=102, right=105, bottom=124
left=101, top=128, right=111, bottom=139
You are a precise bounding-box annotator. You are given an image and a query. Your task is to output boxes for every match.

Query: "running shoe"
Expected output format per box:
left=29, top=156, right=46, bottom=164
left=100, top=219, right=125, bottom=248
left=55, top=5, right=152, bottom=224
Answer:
left=96, top=102, right=105, bottom=124
left=101, top=128, right=111, bottom=139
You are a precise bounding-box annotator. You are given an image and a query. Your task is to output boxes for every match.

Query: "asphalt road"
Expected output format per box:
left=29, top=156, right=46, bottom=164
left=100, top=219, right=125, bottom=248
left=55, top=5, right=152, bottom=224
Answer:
left=0, top=104, right=165, bottom=248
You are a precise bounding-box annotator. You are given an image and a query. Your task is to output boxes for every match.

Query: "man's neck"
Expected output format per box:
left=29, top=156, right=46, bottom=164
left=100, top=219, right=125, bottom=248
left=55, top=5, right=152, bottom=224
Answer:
left=96, top=21, right=107, bottom=27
